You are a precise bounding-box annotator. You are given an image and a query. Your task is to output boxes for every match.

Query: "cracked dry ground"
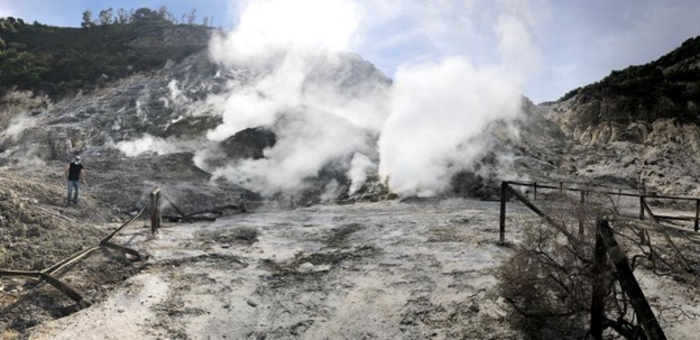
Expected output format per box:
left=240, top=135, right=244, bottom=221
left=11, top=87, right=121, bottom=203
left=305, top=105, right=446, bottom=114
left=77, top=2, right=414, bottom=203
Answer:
left=27, top=199, right=528, bottom=340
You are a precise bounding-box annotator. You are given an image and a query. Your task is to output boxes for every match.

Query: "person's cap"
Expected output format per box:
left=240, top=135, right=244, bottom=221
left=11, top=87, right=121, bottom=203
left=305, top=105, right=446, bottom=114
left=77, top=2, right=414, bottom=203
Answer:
left=74, top=156, right=81, bottom=162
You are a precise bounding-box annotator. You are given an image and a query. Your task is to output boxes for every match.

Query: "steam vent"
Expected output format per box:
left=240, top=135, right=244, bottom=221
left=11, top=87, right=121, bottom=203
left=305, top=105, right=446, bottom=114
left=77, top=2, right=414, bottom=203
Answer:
left=2, top=2, right=700, bottom=339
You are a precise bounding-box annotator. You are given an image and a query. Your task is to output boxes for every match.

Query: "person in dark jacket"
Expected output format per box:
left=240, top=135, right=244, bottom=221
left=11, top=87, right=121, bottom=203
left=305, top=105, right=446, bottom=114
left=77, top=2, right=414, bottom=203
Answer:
left=64, top=155, right=86, bottom=205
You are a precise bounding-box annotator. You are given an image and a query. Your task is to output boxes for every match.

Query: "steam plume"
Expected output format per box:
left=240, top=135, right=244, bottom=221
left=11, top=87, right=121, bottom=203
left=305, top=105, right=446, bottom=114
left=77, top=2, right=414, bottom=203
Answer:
left=112, top=0, right=545, bottom=199
left=203, top=0, right=388, bottom=196
left=376, top=0, right=544, bottom=196
left=378, top=58, right=522, bottom=196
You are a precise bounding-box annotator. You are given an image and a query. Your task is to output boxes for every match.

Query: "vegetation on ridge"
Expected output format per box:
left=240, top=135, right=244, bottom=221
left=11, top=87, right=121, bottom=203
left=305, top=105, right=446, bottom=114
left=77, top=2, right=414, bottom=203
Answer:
left=560, top=36, right=700, bottom=123
left=0, top=7, right=211, bottom=99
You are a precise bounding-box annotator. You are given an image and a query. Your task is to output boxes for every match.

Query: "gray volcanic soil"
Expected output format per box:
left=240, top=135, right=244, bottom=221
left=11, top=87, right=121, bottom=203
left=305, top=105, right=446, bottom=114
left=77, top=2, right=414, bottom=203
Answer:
left=28, top=199, right=527, bottom=340
left=23, top=197, right=700, bottom=340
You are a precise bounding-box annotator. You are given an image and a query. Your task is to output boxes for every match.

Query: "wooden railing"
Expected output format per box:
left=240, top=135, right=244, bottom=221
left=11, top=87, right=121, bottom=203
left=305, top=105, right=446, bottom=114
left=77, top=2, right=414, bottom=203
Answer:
left=1, top=187, right=253, bottom=311
left=0, top=205, right=148, bottom=307
left=499, top=181, right=700, bottom=244
left=497, top=180, right=700, bottom=340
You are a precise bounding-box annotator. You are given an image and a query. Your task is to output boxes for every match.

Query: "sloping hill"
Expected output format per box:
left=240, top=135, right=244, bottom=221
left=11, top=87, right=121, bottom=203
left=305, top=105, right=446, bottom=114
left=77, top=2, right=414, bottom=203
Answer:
left=552, top=36, right=700, bottom=142
left=543, top=36, right=700, bottom=196
left=0, top=18, right=209, bottom=98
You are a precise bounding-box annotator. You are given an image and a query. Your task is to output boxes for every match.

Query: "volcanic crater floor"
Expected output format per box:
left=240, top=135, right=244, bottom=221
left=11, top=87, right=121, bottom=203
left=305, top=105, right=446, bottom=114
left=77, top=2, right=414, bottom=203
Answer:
left=25, top=199, right=527, bottom=340
left=17, top=198, right=700, bottom=339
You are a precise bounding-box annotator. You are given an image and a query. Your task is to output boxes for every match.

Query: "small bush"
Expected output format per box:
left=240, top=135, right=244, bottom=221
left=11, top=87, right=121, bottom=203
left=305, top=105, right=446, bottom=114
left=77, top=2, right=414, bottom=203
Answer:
left=497, top=192, right=694, bottom=339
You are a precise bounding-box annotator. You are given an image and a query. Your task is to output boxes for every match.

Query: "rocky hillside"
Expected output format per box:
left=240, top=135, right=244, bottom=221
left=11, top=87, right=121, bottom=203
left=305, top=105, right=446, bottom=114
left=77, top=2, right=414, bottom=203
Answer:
left=2, top=16, right=700, bottom=206
left=541, top=36, right=700, bottom=196
left=0, top=19, right=392, bottom=211
left=551, top=36, right=700, bottom=143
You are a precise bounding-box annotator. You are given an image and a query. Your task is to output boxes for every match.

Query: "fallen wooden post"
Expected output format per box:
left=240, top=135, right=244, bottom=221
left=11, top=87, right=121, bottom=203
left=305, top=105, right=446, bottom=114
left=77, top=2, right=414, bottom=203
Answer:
left=0, top=198, right=150, bottom=310
left=162, top=215, right=217, bottom=222
left=0, top=269, right=42, bottom=278
left=40, top=273, right=91, bottom=307
left=101, top=206, right=147, bottom=244
left=162, top=204, right=243, bottom=223
left=162, top=195, right=188, bottom=220
left=102, top=242, right=142, bottom=261
left=506, top=185, right=579, bottom=243
left=590, top=220, right=607, bottom=340
left=42, top=246, right=101, bottom=275
left=599, top=220, right=667, bottom=340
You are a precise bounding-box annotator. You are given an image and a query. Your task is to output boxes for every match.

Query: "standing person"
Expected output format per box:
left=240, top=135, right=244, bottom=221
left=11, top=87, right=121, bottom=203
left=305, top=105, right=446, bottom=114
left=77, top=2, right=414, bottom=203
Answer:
left=65, top=155, right=86, bottom=205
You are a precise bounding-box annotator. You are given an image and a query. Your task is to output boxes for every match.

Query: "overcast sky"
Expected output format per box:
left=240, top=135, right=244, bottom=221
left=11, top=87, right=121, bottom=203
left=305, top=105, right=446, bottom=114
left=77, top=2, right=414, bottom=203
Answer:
left=1, top=0, right=699, bottom=103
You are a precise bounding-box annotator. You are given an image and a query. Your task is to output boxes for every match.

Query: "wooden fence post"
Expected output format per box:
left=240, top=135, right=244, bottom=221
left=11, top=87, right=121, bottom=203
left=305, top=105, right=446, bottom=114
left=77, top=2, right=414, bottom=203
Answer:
left=590, top=220, right=606, bottom=340
left=499, top=181, right=507, bottom=245
left=599, top=221, right=667, bottom=340
left=579, top=190, right=586, bottom=238
left=150, top=188, right=161, bottom=235
left=533, top=182, right=537, bottom=201
left=695, top=199, right=699, bottom=232
left=639, top=184, right=646, bottom=221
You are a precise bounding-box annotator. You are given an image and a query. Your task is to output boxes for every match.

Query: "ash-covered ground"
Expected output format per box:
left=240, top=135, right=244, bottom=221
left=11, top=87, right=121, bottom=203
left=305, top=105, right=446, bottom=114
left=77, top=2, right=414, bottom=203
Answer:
left=19, top=198, right=700, bottom=340
left=25, top=199, right=523, bottom=340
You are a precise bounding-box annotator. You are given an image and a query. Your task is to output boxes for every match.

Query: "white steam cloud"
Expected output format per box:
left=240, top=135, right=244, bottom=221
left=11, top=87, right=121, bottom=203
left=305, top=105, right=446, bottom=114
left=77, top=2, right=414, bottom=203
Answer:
left=375, top=0, right=542, bottom=196
left=210, top=0, right=360, bottom=66
left=203, top=0, right=388, bottom=196
left=116, top=134, right=181, bottom=157
left=114, top=0, right=545, bottom=199
left=378, top=58, right=521, bottom=196
left=348, top=152, right=376, bottom=195
left=4, top=113, right=32, bottom=140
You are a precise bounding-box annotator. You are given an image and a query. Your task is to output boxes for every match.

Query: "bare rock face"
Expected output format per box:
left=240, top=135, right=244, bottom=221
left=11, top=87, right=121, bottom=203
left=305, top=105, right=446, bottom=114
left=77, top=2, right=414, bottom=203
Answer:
left=539, top=36, right=700, bottom=196
left=550, top=37, right=700, bottom=147
left=220, top=127, right=277, bottom=160
left=451, top=169, right=500, bottom=200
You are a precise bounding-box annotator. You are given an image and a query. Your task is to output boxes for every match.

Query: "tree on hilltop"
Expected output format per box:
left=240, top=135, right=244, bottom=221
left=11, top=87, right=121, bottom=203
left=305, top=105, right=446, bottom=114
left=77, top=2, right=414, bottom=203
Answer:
left=81, top=10, right=95, bottom=28
left=98, top=8, right=114, bottom=25
left=115, top=8, right=129, bottom=24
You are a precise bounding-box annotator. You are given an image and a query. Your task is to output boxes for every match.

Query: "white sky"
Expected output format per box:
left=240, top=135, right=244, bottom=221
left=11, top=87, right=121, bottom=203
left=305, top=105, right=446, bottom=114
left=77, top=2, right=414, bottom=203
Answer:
left=2, top=0, right=700, bottom=103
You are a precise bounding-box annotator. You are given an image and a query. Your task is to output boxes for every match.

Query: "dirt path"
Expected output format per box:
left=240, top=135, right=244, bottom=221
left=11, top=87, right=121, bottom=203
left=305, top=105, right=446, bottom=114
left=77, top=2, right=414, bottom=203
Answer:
left=28, top=199, right=526, bottom=339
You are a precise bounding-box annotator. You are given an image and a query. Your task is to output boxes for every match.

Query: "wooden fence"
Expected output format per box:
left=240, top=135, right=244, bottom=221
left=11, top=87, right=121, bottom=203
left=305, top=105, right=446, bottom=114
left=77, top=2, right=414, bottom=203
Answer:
left=500, top=181, right=700, bottom=244
left=0, top=205, right=148, bottom=307
left=1, top=187, right=255, bottom=309
left=497, top=180, right=700, bottom=340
